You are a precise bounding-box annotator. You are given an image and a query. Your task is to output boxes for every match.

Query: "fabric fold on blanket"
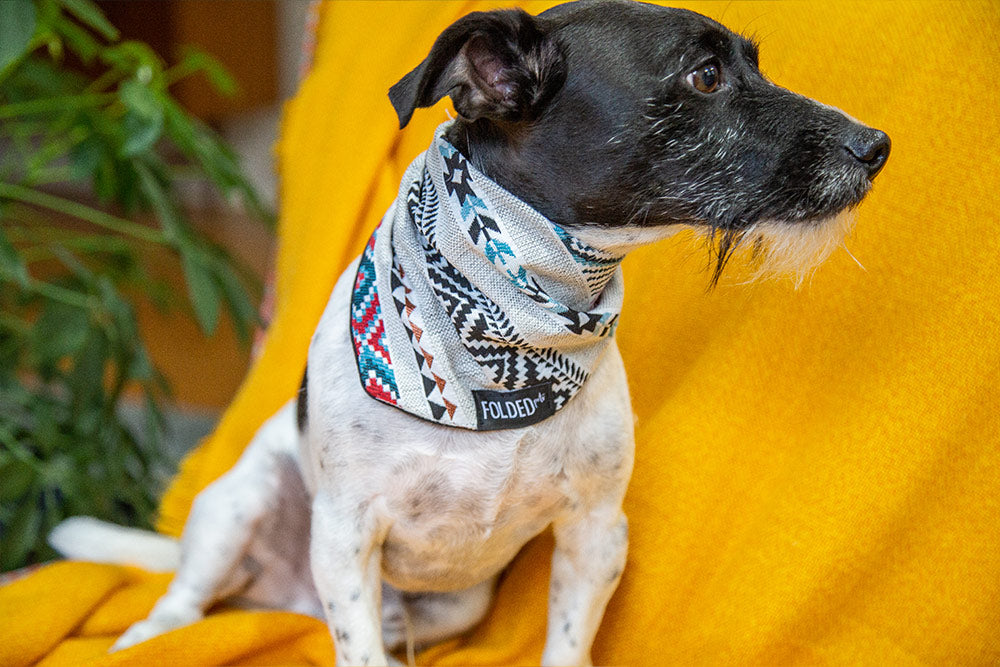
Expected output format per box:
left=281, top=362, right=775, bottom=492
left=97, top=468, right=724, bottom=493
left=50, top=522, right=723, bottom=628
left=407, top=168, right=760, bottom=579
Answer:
left=2, top=1, right=998, bottom=665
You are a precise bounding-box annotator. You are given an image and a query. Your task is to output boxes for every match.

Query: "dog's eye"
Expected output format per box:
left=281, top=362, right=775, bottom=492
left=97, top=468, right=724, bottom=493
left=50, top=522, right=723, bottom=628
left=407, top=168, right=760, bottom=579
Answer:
left=688, top=63, right=721, bottom=94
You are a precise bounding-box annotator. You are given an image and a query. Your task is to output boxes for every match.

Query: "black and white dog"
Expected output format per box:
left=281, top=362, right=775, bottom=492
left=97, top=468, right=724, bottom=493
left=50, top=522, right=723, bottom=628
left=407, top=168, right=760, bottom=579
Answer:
left=52, top=1, right=888, bottom=665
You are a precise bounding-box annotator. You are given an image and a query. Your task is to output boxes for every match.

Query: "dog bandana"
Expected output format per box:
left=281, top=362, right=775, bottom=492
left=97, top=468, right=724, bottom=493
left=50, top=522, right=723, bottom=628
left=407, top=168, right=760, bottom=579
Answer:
left=350, top=123, right=625, bottom=430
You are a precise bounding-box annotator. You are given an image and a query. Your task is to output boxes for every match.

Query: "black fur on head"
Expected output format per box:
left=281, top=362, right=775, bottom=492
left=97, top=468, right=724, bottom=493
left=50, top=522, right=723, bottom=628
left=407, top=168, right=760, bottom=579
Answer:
left=388, top=8, right=567, bottom=128
left=390, top=0, right=889, bottom=286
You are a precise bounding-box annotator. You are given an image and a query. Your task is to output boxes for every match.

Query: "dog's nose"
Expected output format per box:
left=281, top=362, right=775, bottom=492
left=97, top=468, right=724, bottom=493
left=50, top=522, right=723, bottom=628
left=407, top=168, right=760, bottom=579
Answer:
left=844, top=128, right=890, bottom=179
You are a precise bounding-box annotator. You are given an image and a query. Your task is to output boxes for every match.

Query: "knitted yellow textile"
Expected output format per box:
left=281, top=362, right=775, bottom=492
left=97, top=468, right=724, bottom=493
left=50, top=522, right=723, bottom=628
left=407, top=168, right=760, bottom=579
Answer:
left=2, top=2, right=997, bottom=665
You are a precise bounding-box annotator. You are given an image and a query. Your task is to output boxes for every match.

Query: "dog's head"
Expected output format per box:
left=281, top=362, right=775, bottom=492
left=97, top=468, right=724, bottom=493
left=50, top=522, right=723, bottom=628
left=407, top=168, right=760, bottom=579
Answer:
left=390, top=0, right=890, bottom=284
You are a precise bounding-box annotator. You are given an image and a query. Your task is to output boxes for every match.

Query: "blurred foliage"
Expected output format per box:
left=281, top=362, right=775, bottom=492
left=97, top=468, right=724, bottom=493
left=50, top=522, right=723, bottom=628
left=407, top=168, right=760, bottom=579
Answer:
left=0, top=0, right=273, bottom=570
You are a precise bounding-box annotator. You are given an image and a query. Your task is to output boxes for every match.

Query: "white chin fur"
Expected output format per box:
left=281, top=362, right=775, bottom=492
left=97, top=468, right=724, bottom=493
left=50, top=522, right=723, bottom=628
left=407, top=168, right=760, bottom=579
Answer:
left=729, top=210, right=858, bottom=288
left=567, top=210, right=858, bottom=288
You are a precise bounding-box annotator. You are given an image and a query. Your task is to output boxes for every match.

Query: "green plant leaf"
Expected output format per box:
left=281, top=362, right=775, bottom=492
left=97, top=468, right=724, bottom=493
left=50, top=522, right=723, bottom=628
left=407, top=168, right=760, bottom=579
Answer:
left=128, top=344, right=154, bottom=382
left=100, top=41, right=162, bottom=77
left=0, top=0, right=36, bottom=76
left=60, top=0, right=119, bottom=41
left=213, top=257, right=258, bottom=343
left=174, top=47, right=237, bottom=97
left=31, top=298, right=91, bottom=367
left=0, top=226, right=30, bottom=288
left=1, top=491, right=40, bottom=570
left=69, top=328, right=108, bottom=415
left=140, top=390, right=166, bottom=441
left=180, top=248, right=221, bottom=336
left=133, top=158, right=182, bottom=241
left=0, top=182, right=164, bottom=243
left=161, top=98, right=273, bottom=226
left=52, top=14, right=101, bottom=63
left=95, top=275, right=144, bottom=399
left=161, top=99, right=235, bottom=189
left=119, top=110, right=163, bottom=158
left=9, top=53, right=87, bottom=98
left=0, top=450, right=35, bottom=504
left=68, top=133, right=102, bottom=180
left=119, top=79, right=164, bottom=157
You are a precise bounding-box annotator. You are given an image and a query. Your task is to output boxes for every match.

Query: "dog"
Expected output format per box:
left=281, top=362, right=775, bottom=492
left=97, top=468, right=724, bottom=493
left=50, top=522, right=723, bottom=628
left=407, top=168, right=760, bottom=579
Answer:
left=50, top=1, right=889, bottom=665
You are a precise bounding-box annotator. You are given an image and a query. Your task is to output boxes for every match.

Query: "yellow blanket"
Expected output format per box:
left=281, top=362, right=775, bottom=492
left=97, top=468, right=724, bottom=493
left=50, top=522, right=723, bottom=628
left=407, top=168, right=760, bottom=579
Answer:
left=3, top=2, right=998, bottom=664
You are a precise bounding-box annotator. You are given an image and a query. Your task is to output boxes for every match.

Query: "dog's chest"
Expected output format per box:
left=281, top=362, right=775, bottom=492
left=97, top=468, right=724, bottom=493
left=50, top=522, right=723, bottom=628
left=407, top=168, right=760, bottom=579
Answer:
left=375, top=429, right=572, bottom=591
left=312, top=371, right=631, bottom=593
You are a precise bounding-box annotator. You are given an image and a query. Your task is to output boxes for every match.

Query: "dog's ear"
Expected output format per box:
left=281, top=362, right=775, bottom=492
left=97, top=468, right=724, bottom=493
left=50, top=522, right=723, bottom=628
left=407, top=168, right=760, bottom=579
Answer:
left=388, top=8, right=566, bottom=129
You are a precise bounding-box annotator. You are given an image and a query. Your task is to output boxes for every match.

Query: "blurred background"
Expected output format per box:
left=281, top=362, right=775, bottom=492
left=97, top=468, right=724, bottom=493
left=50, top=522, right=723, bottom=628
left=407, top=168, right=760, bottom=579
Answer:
left=95, top=0, right=310, bottom=437
left=0, top=0, right=311, bottom=569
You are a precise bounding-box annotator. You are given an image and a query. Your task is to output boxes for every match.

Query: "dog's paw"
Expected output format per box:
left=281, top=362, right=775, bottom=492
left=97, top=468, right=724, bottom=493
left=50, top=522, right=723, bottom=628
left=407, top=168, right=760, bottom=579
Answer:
left=110, top=611, right=200, bottom=652
left=110, top=621, right=161, bottom=652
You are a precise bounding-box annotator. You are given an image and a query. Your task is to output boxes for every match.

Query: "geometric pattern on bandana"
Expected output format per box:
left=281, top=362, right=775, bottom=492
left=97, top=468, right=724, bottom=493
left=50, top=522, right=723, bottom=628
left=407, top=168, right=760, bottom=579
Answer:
left=350, top=123, right=626, bottom=430
left=552, top=222, right=624, bottom=302
left=350, top=233, right=399, bottom=405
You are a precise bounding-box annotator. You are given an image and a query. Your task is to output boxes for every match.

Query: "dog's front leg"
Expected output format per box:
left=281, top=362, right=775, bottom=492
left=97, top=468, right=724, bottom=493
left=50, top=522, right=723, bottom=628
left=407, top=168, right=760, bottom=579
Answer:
left=541, top=505, right=628, bottom=666
left=311, top=491, right=388, bottom=666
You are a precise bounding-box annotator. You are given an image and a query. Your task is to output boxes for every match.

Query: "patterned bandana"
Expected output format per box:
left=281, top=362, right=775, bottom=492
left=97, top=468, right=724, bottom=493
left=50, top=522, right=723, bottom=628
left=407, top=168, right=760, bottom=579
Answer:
left=350, top=123, right=625, bottom=431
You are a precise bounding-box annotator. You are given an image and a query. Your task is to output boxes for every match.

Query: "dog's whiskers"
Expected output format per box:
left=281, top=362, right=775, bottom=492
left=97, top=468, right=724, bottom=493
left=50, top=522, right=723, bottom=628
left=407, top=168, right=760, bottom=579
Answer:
left=841, top=241, right=866, bottom=272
